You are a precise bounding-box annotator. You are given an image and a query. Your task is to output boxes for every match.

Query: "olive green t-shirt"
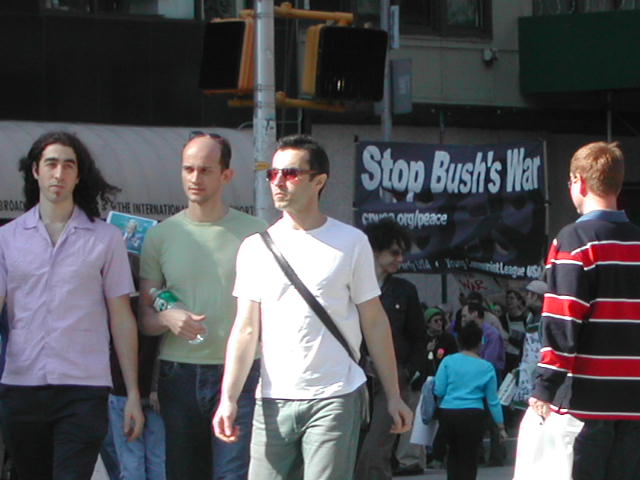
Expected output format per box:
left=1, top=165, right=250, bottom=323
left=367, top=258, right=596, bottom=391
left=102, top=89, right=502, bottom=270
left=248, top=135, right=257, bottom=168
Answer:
left=140, top=209, right=267, bottom=364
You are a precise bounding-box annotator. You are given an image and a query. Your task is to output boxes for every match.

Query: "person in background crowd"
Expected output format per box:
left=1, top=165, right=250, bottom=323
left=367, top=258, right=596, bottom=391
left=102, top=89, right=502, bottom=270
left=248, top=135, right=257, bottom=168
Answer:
left=458, top=303, right=504, bottom=375
left=530, top=141, right=640, bottom=480
left=434, top=322, right=506, bottom=480
left=422, top=307, right=458, bottom=380
left=436, top=303, right=454, bottom=331
left=524, top=280, right=546, bottom=318
left=510, top=280, right=547, bottom=412
left=110, top=253, right=165, bottom=480
left=419, top=307, right=458, bottom=471
left=356, top=219, right=426, bottom=480
left=99, top=427, right=121, bottom=480
left=466, top=292, right=506, bottom=340
left=213, top=134, right=412, bottom=480
left=501, top=290, right=534, bottom=373
left=0, top=131, right=143, bottom=480
left=460, top=302, right=505, bottom=466
left=490, top=302, right=505, bottom=320
left=139, top=132, right=266, bottom=480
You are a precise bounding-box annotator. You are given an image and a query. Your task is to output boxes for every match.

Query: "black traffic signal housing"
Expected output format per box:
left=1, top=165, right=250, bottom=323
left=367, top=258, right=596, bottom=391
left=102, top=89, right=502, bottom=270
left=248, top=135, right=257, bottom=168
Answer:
left=199, top=18, right=255, bottom=95
left=302, top=25, right=388, bottom=102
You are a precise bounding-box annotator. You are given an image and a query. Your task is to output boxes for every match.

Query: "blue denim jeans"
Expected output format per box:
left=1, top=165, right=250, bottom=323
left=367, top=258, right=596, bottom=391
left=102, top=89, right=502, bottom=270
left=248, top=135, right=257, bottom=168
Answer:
left=100, top=419, right=121, bottom=480
left=158, top=360, right=260, bottom=480
left=109, top=394, right=166, bottom=480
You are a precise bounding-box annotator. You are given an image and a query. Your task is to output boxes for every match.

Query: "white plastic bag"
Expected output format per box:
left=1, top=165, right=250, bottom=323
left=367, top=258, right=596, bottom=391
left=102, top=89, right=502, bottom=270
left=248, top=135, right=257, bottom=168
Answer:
left=498, top=371, right=517, bottom=406
left=409, top=392, right=439, bottom=447
left=513, top=407, right=584, bottom=480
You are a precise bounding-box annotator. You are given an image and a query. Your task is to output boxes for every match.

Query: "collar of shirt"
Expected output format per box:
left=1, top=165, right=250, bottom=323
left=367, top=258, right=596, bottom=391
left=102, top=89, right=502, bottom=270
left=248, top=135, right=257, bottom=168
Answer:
left=22, top=204, right=95, bottom=231
left=577, top=209, right=629, bottom=223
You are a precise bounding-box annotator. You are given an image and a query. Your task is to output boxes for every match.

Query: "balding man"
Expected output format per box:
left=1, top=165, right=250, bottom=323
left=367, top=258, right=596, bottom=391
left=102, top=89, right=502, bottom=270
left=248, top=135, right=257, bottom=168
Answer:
left=139, top=133, right=267, bottom=480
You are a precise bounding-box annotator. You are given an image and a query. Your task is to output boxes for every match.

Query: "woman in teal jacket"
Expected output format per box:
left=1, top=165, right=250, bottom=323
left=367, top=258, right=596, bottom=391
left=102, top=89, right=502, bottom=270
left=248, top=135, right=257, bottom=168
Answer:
left=434, top=321, right=506, bottom=480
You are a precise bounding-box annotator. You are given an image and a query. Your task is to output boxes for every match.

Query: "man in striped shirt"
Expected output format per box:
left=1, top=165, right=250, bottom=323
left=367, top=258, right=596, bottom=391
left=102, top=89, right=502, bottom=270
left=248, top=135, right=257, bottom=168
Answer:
left=530, top=141, right=640, bottom=480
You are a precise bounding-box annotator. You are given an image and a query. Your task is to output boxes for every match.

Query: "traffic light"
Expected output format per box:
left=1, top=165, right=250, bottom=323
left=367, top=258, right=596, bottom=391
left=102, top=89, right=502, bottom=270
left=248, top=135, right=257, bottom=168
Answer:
left=302, top=25, right=388, bottom=102
left=199, top=18, right=254, bottom=95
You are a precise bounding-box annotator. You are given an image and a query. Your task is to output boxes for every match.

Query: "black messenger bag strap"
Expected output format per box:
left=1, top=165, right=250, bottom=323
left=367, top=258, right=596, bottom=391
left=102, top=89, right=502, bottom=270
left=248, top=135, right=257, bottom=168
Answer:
left=259, top=231, right=357, bottom=363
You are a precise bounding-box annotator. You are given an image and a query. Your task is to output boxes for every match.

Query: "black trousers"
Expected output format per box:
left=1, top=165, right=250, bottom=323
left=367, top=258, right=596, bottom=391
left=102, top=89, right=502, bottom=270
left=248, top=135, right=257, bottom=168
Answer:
left=573, top=419, right=640, bottom=480
left=438, top=408, right=485, bottom=480
left=0, top=384, right=109, bottom=480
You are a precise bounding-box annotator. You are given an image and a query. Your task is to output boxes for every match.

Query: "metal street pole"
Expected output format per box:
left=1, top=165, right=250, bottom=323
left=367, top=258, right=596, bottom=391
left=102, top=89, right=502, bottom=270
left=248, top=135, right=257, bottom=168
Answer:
left=380, top=0, right=392, bottom=141
left=254, top=0, right=278, bottom=223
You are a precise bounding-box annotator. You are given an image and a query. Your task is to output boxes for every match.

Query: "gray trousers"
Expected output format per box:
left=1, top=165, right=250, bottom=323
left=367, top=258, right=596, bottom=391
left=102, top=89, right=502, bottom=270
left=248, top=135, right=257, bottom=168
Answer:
left=249, top=387, right=363, bottom=480
left=355, top=373, right=419, bottom=480
left=394, top=387, right=425, bottom=470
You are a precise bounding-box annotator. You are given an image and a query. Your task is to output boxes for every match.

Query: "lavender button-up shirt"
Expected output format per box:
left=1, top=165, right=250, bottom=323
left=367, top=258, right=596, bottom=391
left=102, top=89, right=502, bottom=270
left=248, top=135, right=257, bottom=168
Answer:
left=0, top=206, right=134, bottom=387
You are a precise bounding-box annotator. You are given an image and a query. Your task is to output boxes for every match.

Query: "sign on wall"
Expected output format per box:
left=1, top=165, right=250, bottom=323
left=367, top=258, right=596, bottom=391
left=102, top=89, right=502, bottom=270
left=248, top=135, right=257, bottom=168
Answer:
left=355, top=140, right=547, bottom=279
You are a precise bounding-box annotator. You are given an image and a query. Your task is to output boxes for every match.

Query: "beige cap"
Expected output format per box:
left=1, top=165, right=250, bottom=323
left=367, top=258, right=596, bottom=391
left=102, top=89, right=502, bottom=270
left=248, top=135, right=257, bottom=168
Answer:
left=526, top=279, right=548, bottom=295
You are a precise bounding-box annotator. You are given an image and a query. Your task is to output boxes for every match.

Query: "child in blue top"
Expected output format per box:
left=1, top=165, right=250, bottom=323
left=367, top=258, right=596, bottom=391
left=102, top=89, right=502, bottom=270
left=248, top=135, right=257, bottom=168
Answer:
left=433, top=322, right=506, bottom=480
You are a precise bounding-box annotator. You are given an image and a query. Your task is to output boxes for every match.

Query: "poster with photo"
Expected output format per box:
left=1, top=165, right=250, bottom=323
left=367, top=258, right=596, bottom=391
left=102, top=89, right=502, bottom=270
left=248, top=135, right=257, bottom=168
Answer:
left=107, top=211, right=158, bottom=255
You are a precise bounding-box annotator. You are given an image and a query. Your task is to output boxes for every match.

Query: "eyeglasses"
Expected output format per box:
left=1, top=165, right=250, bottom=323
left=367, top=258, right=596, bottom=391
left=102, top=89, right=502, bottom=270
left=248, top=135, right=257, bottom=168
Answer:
left=266, top=167, right=317, bottom=183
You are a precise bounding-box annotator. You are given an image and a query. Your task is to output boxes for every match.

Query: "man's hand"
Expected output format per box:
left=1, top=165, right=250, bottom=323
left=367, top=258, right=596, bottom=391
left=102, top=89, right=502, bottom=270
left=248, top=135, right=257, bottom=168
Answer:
left=387, top=395, right=414, bottom=434
left=159, top=308, right=207, bottom=342
left=528, top=397, right=551, bottom=419
left=212, top=399, right=240, bottom=443
left=149, top=391, right=161, bottom=414
left=123, top=394, right=145, bottom=441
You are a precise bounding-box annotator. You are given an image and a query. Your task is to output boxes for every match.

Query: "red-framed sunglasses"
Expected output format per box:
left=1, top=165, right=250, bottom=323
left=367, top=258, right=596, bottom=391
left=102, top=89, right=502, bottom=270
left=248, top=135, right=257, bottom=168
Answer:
left=266, top=167, right=317, bottom=183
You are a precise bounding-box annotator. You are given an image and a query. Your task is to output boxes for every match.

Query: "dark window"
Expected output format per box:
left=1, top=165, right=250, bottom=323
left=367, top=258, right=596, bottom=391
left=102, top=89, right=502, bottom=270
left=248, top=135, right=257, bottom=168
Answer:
left=532, top=0, right=640, bottom=15
left=41, top=0, right=134, bottom=14
left=200, top=0, right=237, bottom=20
left=617, top=0, right=640, bottom=9
left=398, top=0, right=492, bottom=37
left=40, top=0, right=242, bottom=17
left=583, top=0, right=640, bottom=10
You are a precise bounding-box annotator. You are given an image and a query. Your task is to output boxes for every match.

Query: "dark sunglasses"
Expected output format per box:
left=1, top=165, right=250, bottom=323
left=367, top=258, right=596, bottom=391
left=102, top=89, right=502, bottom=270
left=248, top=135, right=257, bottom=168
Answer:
left=266, top=167, right=317, bottom=183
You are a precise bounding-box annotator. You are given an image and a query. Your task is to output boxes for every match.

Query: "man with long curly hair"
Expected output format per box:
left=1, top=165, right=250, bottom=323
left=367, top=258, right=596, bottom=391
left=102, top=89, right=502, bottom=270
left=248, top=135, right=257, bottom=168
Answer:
left=0, top=131, right=144, bottom=480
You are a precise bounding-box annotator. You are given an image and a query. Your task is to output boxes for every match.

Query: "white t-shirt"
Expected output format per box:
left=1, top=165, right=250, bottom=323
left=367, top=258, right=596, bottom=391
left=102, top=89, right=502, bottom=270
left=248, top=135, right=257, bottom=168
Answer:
left=233, top=217, right=380, bottom=399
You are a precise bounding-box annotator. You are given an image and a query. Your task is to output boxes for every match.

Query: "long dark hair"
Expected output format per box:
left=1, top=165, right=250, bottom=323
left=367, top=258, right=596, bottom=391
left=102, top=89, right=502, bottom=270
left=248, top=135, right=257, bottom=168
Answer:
left=18, top=131, right=120, bottom=221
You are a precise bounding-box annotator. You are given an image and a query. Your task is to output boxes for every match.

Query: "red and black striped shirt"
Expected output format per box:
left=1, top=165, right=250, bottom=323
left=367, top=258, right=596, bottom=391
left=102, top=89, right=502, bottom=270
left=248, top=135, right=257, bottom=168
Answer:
left=532, top=210, right=640, bottom=420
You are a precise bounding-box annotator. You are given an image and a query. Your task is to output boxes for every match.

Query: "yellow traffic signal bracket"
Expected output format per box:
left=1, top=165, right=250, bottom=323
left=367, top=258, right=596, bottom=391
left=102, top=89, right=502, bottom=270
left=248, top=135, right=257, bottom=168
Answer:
left=240, top=2, right=353, bottom=26
left=228, top=91, right=347, bottom=112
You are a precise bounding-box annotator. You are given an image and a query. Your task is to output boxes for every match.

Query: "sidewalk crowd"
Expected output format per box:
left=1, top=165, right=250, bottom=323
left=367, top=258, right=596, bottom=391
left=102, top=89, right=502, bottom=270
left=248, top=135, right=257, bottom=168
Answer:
left=1, top=133, right=639, bottom=480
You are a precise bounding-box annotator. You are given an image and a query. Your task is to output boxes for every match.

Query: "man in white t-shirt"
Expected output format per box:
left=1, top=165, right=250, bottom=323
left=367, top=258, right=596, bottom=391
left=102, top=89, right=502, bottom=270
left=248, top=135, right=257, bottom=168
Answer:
left=212, top=134, right=412, bottom=480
